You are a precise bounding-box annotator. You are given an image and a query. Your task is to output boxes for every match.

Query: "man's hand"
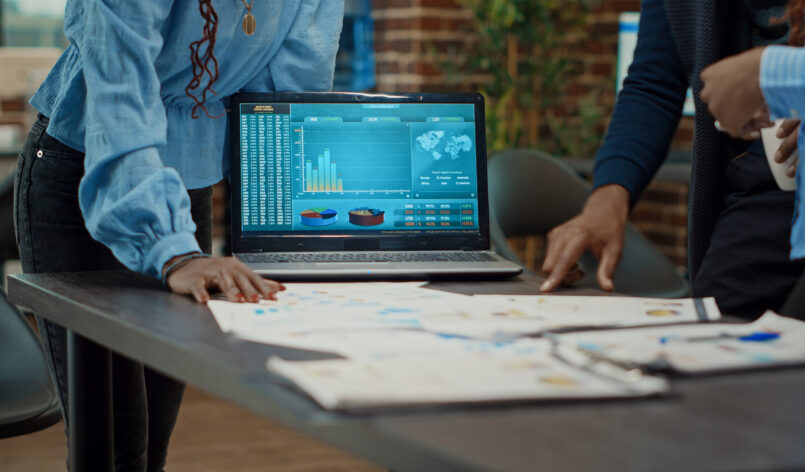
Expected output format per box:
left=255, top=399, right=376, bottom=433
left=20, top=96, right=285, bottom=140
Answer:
left=540, top=184, right=630, bottom=293
left=165, top=255, right=285, bottom=303
left=775, top=118, right=800, bottom=177
left=700, top=46, right=772, bottom=139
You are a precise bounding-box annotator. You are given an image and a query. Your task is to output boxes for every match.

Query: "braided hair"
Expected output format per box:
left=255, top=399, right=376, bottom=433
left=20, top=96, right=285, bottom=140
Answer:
left=786, top=0, right=805, bottom=45
left=185, top=0, right=221, bottom=119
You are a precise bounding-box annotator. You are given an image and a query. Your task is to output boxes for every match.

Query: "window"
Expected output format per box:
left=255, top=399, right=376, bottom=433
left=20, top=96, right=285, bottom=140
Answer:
left=1, top=0, right=67, bottom=48
left=0, top=1, right=375, bottom=90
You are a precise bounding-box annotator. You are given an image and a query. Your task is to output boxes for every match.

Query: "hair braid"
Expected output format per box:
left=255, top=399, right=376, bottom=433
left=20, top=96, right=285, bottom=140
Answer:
left=185, top=0, right=222, bottom=119
left=786, top=0, right=805, bottom=46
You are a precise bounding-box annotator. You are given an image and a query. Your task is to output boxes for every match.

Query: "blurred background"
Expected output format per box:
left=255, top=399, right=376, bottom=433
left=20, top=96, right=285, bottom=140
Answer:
left=0, top=0, right=692, bottom=283
left=0, top=2, right=694, bottom=469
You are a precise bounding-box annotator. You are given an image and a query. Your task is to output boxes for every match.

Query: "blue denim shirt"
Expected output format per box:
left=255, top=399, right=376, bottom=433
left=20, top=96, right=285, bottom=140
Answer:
left=761, top=45, right=805, bottom=259
left=30, top=0, right=343, bottom=278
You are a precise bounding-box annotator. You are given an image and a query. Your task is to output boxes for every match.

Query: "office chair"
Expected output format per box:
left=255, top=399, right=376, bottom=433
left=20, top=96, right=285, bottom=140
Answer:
left=488, top=148, right=690, bottom=298
left=0, top=291, right=62, bottom=438
left=0, top=173, right=18, bottom=288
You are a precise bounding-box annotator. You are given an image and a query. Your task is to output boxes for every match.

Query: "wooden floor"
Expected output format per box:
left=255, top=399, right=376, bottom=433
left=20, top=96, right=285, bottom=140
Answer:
left=0, top=386, right=382, bottom=472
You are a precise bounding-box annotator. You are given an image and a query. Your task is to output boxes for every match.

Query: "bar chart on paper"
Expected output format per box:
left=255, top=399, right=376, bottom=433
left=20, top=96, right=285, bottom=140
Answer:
left=294, top=122, right=413, bottom=198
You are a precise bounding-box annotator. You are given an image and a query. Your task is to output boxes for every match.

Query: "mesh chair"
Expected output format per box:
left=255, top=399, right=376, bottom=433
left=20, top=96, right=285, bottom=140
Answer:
left=488, top=148, right=689, bottom=298
left=0, top=288, right=61, bottom=438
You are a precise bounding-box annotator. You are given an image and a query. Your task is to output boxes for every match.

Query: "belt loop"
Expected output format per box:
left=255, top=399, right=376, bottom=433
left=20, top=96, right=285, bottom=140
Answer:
left=34, top=113, right=50, bottom=144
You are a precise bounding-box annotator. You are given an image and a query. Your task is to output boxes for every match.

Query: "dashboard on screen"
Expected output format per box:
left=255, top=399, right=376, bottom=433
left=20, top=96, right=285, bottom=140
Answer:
left=237, top=101, right=481, bottom=238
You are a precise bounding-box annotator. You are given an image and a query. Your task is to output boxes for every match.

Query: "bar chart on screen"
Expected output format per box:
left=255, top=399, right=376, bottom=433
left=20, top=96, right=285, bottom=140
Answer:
left=294, top=120, right=413, bottom=197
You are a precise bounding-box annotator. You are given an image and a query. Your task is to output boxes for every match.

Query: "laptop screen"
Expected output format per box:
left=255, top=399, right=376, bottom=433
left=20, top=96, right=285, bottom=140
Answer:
left=230, top=93, right=489, bottom=252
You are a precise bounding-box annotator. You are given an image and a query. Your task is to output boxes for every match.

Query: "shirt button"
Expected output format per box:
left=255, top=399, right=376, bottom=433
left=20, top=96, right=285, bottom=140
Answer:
left=36, top=150, right=43, bottom=158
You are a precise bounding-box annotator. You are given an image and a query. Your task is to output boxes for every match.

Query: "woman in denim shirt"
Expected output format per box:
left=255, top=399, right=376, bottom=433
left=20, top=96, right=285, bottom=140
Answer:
left=14, top=1, right=343, bottom=470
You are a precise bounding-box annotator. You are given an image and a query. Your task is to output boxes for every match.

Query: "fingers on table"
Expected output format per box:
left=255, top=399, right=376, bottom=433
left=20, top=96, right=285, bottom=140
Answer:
left=541, top=230, right=588, bottom=292
left=211, top=259, right=285, bottom=303
left=190, top=279, right=211, bottom=304
left=216, top=269, right=243, bottom=302
left=596, top=241, right=622, bottom=292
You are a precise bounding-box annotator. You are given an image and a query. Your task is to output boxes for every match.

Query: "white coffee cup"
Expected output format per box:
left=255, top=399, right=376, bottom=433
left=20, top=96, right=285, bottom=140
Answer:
left=761, top=119, right=797, bottom=191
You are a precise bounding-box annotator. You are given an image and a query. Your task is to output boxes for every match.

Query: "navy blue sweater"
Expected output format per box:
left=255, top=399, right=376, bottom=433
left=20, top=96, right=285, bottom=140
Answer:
left=592, top=0, right=688, bottom=203
left=592, top=0, right=782, bottom=278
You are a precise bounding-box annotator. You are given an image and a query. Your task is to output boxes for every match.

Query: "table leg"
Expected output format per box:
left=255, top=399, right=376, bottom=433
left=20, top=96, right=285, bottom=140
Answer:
left=67, top=330, right=113, bottom=471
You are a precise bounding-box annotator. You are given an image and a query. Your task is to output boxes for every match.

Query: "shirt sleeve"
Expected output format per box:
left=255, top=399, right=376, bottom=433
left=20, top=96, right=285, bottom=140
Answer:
left=260, top=0, right=344, bottom=92
left=760, top=45, right=805, bottom=260
left=71, top=1, right=200, bottom=279
left=592, top=0, right=689, bottom=205
left=760, top=45, right=805, bottom=121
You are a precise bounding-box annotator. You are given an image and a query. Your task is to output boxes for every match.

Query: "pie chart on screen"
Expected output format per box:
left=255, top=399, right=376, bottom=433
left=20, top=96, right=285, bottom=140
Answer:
left=299, top=208, right=338, bottom=226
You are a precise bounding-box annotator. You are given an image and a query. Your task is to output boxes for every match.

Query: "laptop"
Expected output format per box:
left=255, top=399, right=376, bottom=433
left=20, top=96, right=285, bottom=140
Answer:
left=229, top=92, right=522, bottom=280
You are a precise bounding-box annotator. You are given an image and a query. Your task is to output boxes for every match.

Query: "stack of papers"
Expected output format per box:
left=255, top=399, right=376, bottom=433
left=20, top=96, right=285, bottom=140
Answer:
left=268, top=339, right=667, bottom=410
left=420, top=294, right=720, bottom=337
left=554, top=311, right=805, bottom=374
left=208, top=283, right=721, bottom=347
left=205, top=283, right=726, bottom=409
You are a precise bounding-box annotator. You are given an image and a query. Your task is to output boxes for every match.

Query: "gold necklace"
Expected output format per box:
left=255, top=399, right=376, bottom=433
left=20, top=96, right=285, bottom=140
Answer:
left=241, top=0, right=256, bottom=35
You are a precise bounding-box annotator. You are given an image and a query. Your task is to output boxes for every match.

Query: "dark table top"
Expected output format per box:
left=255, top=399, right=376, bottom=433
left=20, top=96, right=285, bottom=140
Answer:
left=9, top=270, right=805, bottom=472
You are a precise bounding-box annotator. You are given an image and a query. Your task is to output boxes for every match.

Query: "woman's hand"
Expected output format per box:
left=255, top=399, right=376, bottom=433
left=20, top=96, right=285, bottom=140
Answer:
left=700, top=46, right=772, bottom=139
left=165, top=255, right=285, bottom=303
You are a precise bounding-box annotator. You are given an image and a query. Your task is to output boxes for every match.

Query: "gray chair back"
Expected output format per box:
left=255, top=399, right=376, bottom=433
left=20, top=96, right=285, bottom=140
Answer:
left=488, top=148, right=689, bottom=298
left=0, top=292, right=61, bottom=438
left=0, top=173, right=18, bottom=285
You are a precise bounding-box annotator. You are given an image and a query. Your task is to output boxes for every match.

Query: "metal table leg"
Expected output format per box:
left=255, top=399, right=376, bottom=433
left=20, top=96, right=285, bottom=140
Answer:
left=67, top=330, right=113, bottom=471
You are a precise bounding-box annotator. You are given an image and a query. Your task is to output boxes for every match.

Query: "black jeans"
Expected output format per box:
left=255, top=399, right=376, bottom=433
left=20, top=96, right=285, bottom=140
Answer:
left=693, top=151, right=804, bottom=319
left=14, top=114, right=213, bottom=472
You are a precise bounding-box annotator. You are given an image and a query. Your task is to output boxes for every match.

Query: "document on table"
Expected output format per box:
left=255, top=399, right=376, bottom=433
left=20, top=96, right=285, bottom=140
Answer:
left=267, top=338, right=668, bottom=410
left=207, top=283, right=722, bottom=352
left=201, top=284, right=736, bottom=409
left=207, top=282, right=472, bottom=340
left=553, top=311, right=805, bottom=374
left=419, top=295, right=721, bottom=337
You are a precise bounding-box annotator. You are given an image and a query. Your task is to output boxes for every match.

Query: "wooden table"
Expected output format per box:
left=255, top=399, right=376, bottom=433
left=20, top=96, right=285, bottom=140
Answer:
left=9, top=270, right=805, bottom=472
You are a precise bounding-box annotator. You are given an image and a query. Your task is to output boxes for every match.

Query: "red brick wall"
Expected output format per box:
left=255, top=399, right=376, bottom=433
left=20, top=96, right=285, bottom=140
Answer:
left=372, top=0, right=691, bottom=273
left=631, top=182, right=688, bottom=269
left=372, top=0, right=476, bottom=93
left=372, top=0, right=693, bottom=148
left=4, top=3, right=692, bottom=271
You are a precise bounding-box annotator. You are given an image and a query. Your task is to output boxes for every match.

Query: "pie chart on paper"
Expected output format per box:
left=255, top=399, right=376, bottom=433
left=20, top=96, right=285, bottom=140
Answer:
left=299, top=208, right=338, bottom=226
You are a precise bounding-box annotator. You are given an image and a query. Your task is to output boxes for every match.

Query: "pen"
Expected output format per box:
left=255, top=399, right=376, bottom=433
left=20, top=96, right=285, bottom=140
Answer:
left=659, top=331, right=780, bottom=344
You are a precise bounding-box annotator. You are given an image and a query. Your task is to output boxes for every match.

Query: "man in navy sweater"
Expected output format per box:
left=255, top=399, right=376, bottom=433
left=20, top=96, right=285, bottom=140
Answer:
left=540, top=0, right=802, bottom=318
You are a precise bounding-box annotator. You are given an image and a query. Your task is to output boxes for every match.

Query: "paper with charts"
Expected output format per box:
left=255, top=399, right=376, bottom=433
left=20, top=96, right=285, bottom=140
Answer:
left=267, top=338, right=668, bottom=410
left=420, top=294, right=720, bottom=337
left=207, top=283, right=722, bottom=347
left=204, top=284, right=728, bottom=409
left=554, top=311, right=805, bottom=374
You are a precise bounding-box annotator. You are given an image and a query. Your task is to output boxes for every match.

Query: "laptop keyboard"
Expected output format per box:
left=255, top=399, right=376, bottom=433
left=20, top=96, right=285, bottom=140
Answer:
left=243, top=252, right=497, bottom=263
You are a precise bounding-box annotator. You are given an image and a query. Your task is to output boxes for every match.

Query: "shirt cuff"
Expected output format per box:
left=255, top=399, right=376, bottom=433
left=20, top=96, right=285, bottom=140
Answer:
left=142, top=232, right=202, bottom=280
left=760, top=45, right=805, bottom=120
left=592, top=156, right=648, bottom=206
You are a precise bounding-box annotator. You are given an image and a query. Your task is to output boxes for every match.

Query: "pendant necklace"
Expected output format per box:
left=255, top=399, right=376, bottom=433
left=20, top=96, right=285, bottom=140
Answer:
left=241, top=0, right=256, bottom=35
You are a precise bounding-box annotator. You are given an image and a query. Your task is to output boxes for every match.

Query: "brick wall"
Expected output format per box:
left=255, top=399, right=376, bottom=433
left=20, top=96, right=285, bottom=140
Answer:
left=372, top=0, right=476, bottom=93
left=372, top=0, right=692, bottom=273
left=3, top=3, right=693, bottom=272
left=631, top=181, right=688, bottom=269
